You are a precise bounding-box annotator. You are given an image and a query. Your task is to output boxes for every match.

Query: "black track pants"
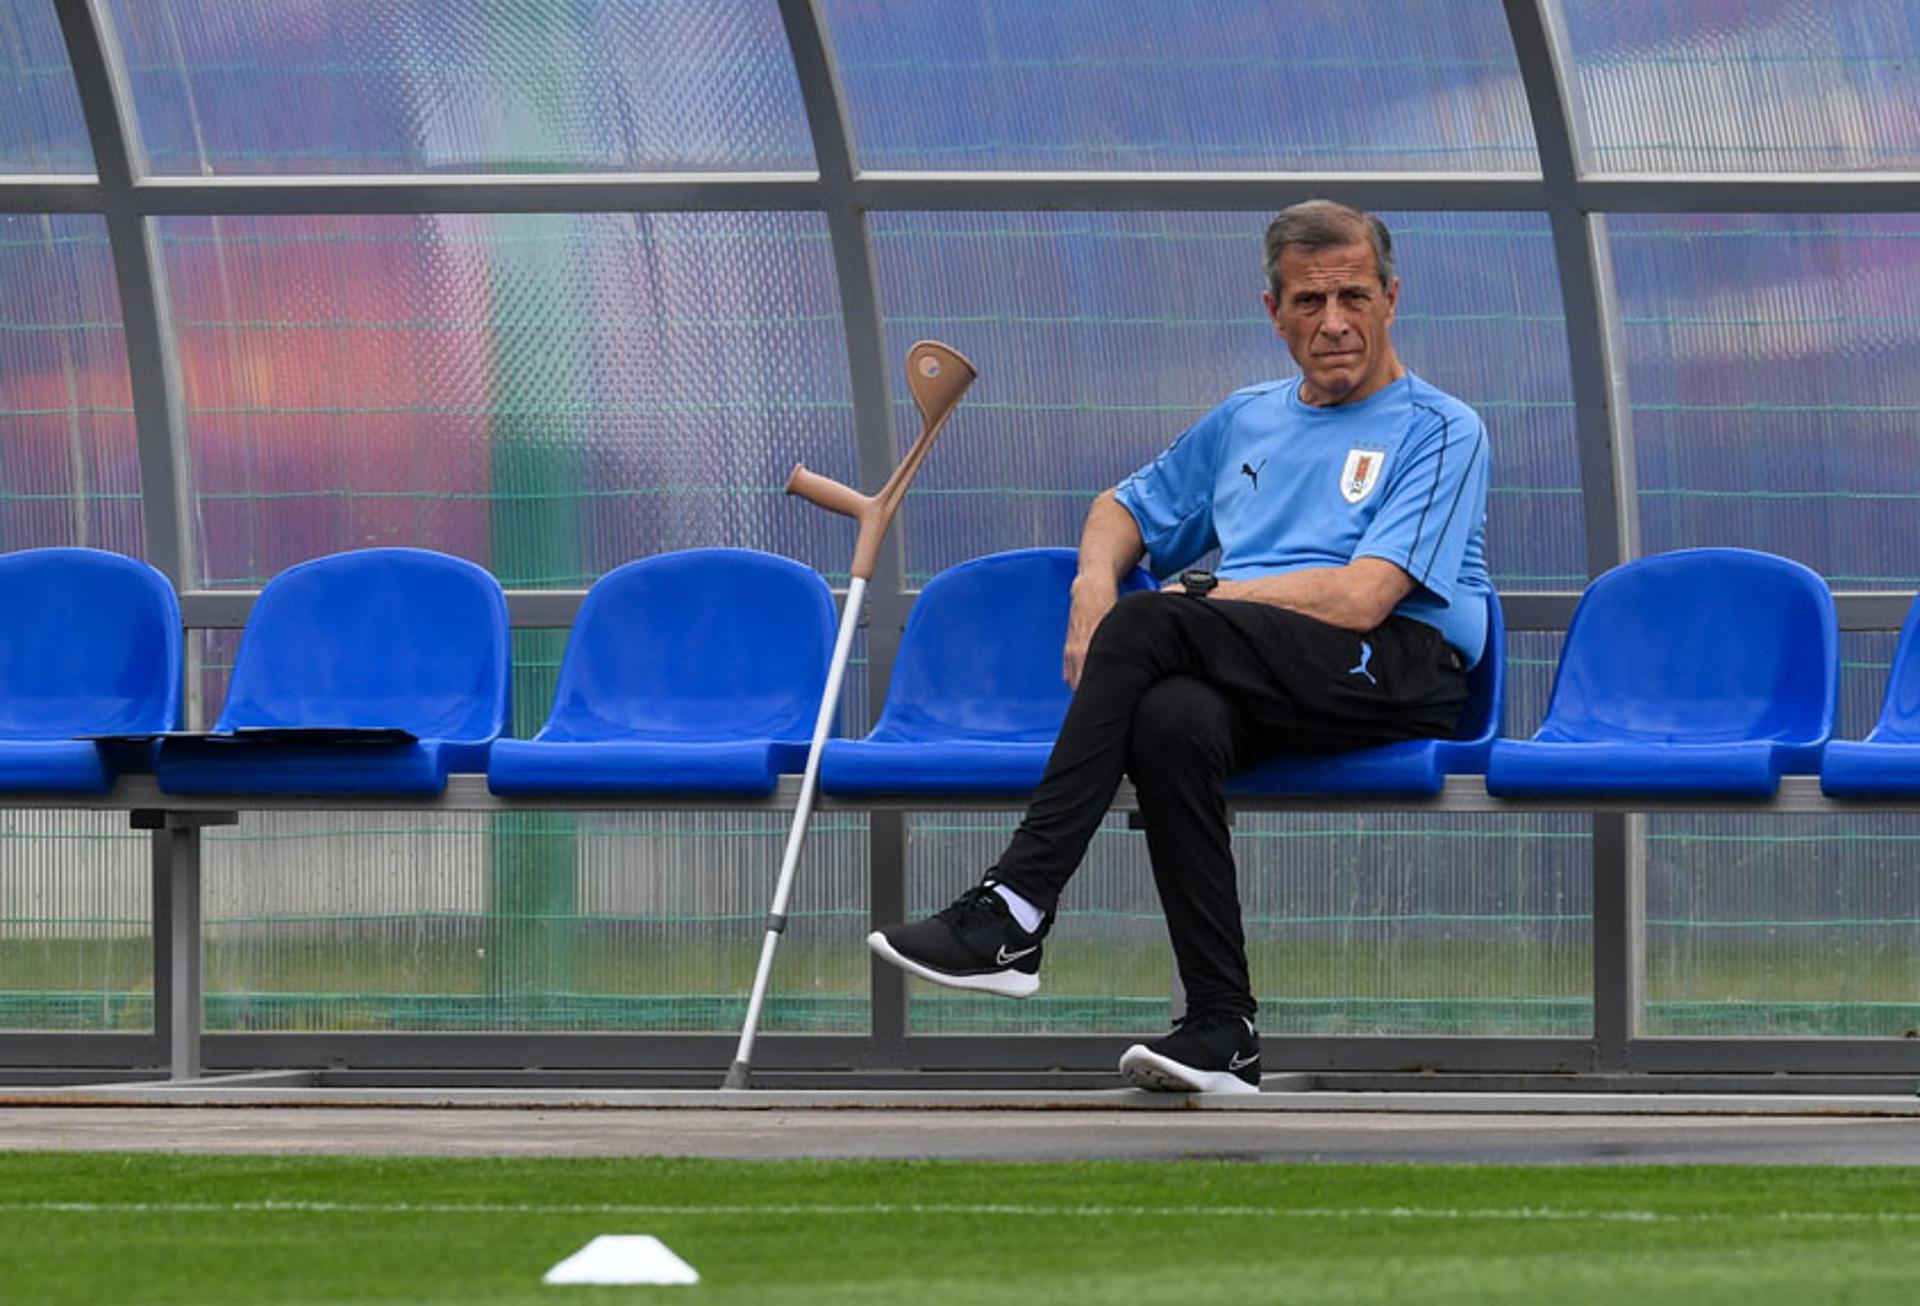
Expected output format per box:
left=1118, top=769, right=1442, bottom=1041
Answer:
left=990, top=591, right=1469, bottom=1020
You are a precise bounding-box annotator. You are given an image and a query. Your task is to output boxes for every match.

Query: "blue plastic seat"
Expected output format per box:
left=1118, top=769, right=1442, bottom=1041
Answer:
left=1487, top=548, right=1837, bottom=799
left=0, top=548, right=181, bottom=793
left=489, top=548, right=837, bottom=797
left=1822, top=593, right=1920, bottom=798
left=1229, top=591, right=1506, bottom=797
left=155, top=548, right=509, bottom=796
left=819, top=548, right=1155, bottom=796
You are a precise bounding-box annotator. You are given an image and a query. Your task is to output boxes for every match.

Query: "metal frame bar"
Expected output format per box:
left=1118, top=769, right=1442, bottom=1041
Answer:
left=167, top=588, right=1920, bottom=633
left=5, top=0, right=1920, bottom=1089
left=1504, top=0, right=1645, bottom=1074
left=50, top=0, right=193, bottom=590
left=10, top=172, right=1920, bottom=219
left=7, top=1028, right=1919, bottom=1079
left=776, top=0, right=914, bottom=1064
left=0, top=773, right=1913, bottom=818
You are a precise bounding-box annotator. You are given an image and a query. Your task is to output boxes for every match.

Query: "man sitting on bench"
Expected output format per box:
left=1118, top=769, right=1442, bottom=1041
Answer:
left=869, top=200, right=1494, bottom=1094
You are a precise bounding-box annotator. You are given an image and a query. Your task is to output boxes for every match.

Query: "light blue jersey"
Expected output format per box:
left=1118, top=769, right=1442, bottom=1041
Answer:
left=1113, top=373, right=1492, bottom=666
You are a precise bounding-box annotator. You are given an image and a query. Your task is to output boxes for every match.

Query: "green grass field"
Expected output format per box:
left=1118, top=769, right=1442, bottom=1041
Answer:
left=5, top=1153, right=1920, bottom=1304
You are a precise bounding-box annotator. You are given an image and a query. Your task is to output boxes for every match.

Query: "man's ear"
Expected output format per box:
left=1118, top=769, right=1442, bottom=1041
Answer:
left=1261, top=289, right=1284, bottom=334
left=1383, top=277, right=1400, bottom=323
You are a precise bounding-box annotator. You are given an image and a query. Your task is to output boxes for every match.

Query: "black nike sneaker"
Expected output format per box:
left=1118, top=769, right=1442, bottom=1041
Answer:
left=1119, top=1011, right=1261, bottom=1095
left=867, top=881, right=1050, bottom=998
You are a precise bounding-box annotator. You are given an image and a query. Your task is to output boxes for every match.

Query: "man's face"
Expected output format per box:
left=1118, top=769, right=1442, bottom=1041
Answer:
left=1262, top=242, right=1400, bottom=406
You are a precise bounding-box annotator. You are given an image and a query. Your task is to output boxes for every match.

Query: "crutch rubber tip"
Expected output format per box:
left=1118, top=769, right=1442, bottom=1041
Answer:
left=720, top=1060, right=754, bottom=1091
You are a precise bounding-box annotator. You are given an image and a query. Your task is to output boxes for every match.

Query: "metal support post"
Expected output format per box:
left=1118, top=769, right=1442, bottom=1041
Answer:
left=137, top=809, right=236, bottom=1080
left=1591, top=812, right=1646, bottom=1071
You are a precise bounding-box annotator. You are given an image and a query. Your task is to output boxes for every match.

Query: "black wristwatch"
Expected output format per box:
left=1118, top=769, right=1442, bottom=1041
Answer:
left=1180, top=568, right=1217, bottom=599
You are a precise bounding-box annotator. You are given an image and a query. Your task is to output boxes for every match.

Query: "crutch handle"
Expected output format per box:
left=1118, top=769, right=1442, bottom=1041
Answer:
left=785, top=463, right=871, bottom=522
left=784, top=340, right=976, bottom=582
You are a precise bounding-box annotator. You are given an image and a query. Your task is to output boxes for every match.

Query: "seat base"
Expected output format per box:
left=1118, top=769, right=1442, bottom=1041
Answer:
left=0, top=740, right=113, bottom=794
left=1821, top=740, right=1920, bottom=799
left=820, top=739, right=1052, bottom=797
left=489, top=738, right=800, bottom=797
left=156, top=738, right=451, bottom=796
left=1230, top=740, right=1467, bottom=799
left=1487, top=739, right=1787, bottom=799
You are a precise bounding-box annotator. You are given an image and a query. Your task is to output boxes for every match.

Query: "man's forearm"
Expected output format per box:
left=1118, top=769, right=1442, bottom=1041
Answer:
left=1211, top=560, right=1412, bottom=632
left=1062, top=490, right=1148, bottom=687
left=1075, top=489, right=1147, bottom=590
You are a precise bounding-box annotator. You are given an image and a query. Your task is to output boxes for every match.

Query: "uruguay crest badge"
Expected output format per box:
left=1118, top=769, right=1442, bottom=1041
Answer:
left=1340, top=447, right=1386, bottom=504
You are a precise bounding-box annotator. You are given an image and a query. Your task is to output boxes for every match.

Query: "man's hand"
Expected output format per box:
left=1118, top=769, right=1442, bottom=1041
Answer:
left=1063, top=573, right=1120, bottom=689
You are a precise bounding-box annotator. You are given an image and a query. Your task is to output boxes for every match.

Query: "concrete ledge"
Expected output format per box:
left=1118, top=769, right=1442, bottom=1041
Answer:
left=7, top=1080, right=1920, bottom=1116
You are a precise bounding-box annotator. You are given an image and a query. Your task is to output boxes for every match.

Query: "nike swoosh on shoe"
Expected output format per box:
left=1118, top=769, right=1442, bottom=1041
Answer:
left=994, top=944, right=1039, bottom=966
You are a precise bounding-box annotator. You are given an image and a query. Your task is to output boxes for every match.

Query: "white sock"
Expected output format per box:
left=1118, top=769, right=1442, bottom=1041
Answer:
left=990, top=882, right=1045, bottom=934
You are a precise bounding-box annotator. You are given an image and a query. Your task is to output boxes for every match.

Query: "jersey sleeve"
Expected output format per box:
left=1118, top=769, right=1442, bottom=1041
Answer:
left=1355, top=403, right=1489, bottom=605
left=1112, top=401, right=1227, bottom=578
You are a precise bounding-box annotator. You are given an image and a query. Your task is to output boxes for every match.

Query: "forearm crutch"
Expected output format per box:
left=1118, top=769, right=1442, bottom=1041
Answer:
left=723, top=340, right=977, bottom=1090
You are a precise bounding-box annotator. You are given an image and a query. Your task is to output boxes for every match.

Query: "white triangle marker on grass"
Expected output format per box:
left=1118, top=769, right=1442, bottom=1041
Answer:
left=543, top=1235, right=700, bottom=1286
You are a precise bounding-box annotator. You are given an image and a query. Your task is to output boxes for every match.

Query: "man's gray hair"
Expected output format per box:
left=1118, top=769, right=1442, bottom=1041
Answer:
left=1263, top=200, right=1394, bottom=298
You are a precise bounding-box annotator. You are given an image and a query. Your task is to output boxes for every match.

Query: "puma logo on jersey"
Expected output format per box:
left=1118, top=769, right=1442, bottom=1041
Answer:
left=1240, top=459, right=1265, bottom=490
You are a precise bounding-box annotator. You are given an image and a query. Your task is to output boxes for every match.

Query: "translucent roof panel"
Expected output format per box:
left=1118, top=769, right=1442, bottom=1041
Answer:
left=157, top=212, right=854, bottom=588
left=106, top=0, right=815, bottom=175
left=0, top=0, right=95, bottom=173
left=0, top=214, right=139, bottom=554
left=1612, top=215, right=1920, bottom=587
left=825, top=0, right=1537, bottom=172
left=873, top=212, right=1580, bottom=589
left=1564, top=1, right=1920, bottom=172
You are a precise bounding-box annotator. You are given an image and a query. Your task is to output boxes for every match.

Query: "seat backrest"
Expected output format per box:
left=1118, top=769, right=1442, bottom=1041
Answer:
left=217, top=548, right=508, bottom=742
left=1451, top=588, right=1505, bottom=748
left=538, top=548, right=836, bottom=742
left=1869, top=593, right=1920, bottom=744
left=874, top=548, right=1156, bottom=743
left=0, top=548, right=181, bottom=738
left=1538, top=548, right=1836, bottom=758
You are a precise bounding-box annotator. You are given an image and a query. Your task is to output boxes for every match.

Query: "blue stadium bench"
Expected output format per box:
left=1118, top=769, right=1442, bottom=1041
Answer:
left=819, top=548, right=1156, bottom=797
left=489, top=548, right=837, bottom=797
left=0, top=547, right=181, bottom=793
left=1486, top=547, right=1837, bottom=799
left=155, top=547, right=509, bottom=796
left=1822, top=591, right=1920, bottom=798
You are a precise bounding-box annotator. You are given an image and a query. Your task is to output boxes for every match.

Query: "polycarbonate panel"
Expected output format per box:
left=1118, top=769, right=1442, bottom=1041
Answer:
left=1564, top=1, right=1920, bottom=172
left=0, top=811, right=150, bottom=1032
left=157, top=212, right=856, bottom=588
left=105, top=0, right=813, bottom=175
left=874, top=212, right=1581, bottom=588
left=0, top=214, right=141, bottom=555
left=1504, top=629, right=1562, bottom=740
left=0, top=0, right=93, bottom=173
left=825, top=0, right=1536, bottom=171
left=204, top=810, right=867, bottom=1034
left=1612, top=216, right=1920, bottom=586
left=907, top=810, right=1590, bottom=1037
left=1646, top=632, right=1905, bottom=1037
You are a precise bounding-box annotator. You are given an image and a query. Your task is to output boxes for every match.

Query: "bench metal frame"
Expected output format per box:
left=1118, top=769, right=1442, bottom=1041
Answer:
left=3, top=2, right=1917, bottom=1089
